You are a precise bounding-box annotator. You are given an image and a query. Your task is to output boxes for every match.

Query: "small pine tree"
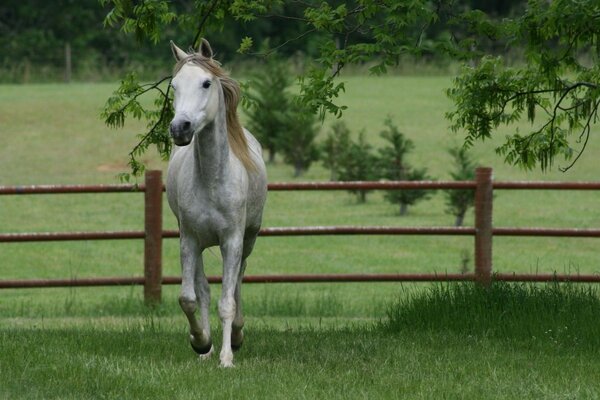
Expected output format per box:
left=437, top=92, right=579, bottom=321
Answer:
left=384, top=167, right=434, bottom=215
left=377, top=117, right=433, bottom=215
left=320, top=121, right=352, bottom=181
left=245, top=57, right=291, bottom=163
left=338, top=131, right=377, bottom=203
left=276, top=102, right=320, bottom=177
left=444, top=146, right=477, bottom=226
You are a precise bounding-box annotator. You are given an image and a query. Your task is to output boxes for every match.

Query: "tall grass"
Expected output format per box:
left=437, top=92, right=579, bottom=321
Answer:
left=384, top=281, right=600, bottom=349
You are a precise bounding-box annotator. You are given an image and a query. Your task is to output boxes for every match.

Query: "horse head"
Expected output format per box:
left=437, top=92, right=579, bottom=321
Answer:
left=169, top=39, right=220, bottom=146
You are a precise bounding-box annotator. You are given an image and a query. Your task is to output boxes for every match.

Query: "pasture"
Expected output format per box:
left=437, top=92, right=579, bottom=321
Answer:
left=1, top=77, right=600, bottom=398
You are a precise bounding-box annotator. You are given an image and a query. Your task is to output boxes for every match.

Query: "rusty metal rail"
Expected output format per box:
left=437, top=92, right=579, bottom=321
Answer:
left=0, top=184, right=143, bottom=195
left=0, top=274, right=473, bottom=289
left=4, top=180, right=600, bottom=194
left=2, top=272, right=600, bottom=290
left=4, top=226, right=600, bottom=243
left=1, top=168, right=600, bottom=302
left=1, top=180, right=472, bottom=194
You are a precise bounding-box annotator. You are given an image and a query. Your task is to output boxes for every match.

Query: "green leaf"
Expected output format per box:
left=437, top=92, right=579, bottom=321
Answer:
left=237, top=36, right=253, bottom=54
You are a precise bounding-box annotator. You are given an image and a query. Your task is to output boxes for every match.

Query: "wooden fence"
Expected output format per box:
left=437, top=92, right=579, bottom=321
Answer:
left=1, top=167, right=599, bottom=304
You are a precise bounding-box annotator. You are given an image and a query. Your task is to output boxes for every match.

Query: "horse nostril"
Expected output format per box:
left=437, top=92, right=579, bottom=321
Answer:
left=170, top=119, right=192, bottom=135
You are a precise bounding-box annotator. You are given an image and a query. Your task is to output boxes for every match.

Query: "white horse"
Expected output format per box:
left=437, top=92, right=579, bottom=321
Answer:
left=166, top=39, right=267, bottom=368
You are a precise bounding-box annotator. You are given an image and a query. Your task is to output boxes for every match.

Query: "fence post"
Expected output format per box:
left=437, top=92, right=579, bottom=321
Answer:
left=474, top=167, right=493, bottom=287
left=144, top=170, right=163, bottom=305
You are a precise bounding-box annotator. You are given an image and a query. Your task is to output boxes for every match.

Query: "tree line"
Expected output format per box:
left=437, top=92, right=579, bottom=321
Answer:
left=1, top=0, right=526, bottom=83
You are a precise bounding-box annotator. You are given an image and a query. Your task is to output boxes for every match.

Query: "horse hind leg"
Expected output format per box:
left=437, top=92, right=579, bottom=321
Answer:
left=193, top=253, right=213, bottom=358
left=232, top=236, right=257, bottom=351
left=179, top=239, right=213, bottom=358
left=231, top=258, right=247, bottom=351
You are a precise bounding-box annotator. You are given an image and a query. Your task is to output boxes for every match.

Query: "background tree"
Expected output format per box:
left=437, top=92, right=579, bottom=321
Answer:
left=275, top=102, right=321, bottom=177
left=245, top=56, right=291, bottom=164
left=444, top=146, right=477, bottom=226
left=377, top=117, right=433, bottom=215
left=338, top=131, right=377, bottom=203
left=386, top=167, right=434, bottom=216
left=320, top=121, right=352, bottom=181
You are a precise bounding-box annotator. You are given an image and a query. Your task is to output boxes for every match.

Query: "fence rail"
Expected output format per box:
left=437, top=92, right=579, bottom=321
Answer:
left=4, top=180, right=600, bottom=194
left=1, top=168, right=599, bottom=303
left=4, top=226, right=600, bottom=243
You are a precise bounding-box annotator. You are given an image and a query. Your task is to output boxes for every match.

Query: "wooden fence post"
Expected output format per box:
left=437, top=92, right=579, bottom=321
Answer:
left=144, top=170, right=163, bottom=304
left=474, top=167, right=493, bottom=286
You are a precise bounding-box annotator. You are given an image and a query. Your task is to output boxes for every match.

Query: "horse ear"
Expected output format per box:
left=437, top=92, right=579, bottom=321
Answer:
left=170, top=41, right=188, bottom=61
left=198, top=38, right=213, bottom=59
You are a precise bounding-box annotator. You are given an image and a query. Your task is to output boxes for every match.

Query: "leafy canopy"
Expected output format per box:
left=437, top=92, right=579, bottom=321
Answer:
left=100, top=0, right=600, bottom=176
left=447, top=0, right=600, bottom=171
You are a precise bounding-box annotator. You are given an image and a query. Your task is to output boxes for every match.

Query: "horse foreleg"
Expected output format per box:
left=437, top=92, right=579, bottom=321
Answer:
left=218, top=235, right=243, bottom=368
left=179, top=237, right=213, bottom=358
left=194, top=253, right=212, bottom=356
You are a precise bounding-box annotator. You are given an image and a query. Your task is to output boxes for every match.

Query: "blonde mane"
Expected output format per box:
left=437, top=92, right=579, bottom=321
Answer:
left=173, top=54, right=256, bottom=172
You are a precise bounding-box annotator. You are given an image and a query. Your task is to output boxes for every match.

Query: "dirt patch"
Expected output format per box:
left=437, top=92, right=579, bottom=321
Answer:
left=96, top=162, right=128, bottom=172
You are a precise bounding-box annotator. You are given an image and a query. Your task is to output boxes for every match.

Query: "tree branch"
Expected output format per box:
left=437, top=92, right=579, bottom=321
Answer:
left=560, top=99, right=600, bottom=172
left=113, top=75, right=172, bottom=119
left=128, top=79, right=173, bottom=159
left=191, top=0, right=220, bottom=49
left=249, top=28, right=317, bottom=57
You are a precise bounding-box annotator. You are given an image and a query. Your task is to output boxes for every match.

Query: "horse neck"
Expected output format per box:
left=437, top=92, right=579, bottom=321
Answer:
left=193, top=102, right=231, bottom=184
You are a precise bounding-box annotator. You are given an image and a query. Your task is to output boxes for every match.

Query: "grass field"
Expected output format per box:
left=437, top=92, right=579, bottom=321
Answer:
left=2, top=283, right=600, bottom=399
left=1, top=77, right=600, bottom=398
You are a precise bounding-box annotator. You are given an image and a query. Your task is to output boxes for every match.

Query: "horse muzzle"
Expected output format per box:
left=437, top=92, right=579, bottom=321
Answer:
left=169, top=118, right=194, bottom=146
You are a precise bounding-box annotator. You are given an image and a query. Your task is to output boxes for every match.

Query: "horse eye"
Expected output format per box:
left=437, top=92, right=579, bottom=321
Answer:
left=202, top=80, right=211, bottom=89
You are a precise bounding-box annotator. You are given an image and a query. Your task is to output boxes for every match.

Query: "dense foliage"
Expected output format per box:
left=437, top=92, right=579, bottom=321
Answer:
left=447, top=0, right=600, bottom=171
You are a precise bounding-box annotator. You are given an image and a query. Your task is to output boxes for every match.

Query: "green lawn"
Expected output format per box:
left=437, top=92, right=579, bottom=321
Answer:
left=2, top=283, right=600, bottom=399
left=1, top=77, right=599, bottom=398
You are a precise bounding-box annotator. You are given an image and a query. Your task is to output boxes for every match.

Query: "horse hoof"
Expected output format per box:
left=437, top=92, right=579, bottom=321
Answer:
left=191, top=340, right=213, bottom=356
left=231, top=330, right=244, bottom=352
left=231, top=342, right=243, bottom=352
